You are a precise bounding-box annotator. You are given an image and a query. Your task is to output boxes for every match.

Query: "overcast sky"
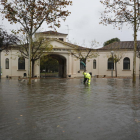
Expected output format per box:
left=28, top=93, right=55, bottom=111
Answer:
left=1, top=0, right=139, bottom=48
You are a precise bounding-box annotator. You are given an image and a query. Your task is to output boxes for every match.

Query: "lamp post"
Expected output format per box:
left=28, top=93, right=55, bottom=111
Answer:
left=111, top=51, right=114, bottom=78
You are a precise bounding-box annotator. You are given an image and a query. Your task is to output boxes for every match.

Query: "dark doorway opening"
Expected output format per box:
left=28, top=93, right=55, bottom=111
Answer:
left=40, top=54, right=66, bottom=78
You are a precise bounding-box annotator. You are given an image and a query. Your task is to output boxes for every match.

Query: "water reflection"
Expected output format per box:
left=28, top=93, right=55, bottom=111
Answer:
left=0, top=78, right=140, bottom=140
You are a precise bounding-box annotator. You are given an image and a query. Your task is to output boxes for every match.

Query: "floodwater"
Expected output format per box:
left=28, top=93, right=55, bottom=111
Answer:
left=0, top=78, right=140, bottom=140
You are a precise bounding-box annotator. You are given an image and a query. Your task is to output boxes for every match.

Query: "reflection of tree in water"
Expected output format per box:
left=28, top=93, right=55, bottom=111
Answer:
left=131, top=83, right=140, bottom=111
left=131, top=85, right=140, bottom=139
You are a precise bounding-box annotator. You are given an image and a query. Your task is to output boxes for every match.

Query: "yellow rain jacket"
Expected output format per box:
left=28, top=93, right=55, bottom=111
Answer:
left=83, top=72, right=91, bottom=79
left=83, top=72, right=91, bottom=85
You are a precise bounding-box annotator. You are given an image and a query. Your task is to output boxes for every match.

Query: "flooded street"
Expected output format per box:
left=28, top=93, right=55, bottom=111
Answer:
left=0, top=78, right=140, bottom=140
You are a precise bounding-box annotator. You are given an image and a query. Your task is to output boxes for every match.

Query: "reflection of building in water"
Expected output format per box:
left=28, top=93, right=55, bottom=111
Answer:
left=1, top=31, right=140, bottom=78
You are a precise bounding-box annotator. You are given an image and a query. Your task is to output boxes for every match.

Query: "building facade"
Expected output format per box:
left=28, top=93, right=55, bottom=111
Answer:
left=1, top=31, right=140, bottom=78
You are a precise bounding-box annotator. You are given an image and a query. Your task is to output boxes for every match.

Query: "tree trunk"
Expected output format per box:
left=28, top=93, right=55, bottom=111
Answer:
left=139, top=58, right=140, bottom=79
left=133, top=0, right=137, bottom=84
left=115, top=62, right=117, bottom=77
left=28, top=35, right=32, bottom=84
left=0, top=51, right=1, bottom=79
left=32, top=60, right=35, bottom=78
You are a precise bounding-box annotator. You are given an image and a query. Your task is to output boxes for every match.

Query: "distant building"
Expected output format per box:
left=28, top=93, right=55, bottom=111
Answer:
left=1, top=31, right=140, bottom=78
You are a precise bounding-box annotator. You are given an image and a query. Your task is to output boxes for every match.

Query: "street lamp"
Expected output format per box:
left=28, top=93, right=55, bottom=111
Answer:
left=111, top=51, right=114, bottom=78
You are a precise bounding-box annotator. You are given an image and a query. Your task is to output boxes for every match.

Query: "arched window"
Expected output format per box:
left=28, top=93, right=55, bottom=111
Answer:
left=93, top=59, right=96, bottom=69
left=123, top=57, right=130, bottom=70
left=108, top=58, right=114, bottom=70
left=5, top=58, right=9, bottom=69
left=18, top=57, right=25, bottom=70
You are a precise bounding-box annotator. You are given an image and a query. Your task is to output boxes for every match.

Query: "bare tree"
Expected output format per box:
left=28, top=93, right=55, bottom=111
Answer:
left=100, top=0, right=140, bottom=83
left=105, top=42, right=126, bottom=77
left=1, top=0, right=72, bottom=84
left=70, top=40, right=99, bottom=71
left=19, top=36, right=52, bottom=77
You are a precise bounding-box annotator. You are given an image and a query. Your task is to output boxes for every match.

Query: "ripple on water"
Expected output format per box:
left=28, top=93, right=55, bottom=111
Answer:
left=0, top=78, right=140, bottom=140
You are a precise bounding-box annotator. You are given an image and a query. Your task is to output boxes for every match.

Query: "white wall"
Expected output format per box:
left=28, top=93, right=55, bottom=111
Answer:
left=1, top=49, right=40, bottom=78
left=1, top=42, right=140, bottom=78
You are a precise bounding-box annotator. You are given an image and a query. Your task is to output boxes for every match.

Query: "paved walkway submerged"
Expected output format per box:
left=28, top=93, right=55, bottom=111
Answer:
left=0, top=78, right=140, bottom=140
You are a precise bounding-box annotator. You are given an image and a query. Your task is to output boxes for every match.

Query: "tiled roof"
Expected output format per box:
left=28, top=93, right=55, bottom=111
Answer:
left=36, top=31, right=68, bottom=36
left=99, top=41, right=140, bottom=50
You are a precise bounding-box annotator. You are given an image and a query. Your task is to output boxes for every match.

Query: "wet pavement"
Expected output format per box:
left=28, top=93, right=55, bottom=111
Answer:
left=0, top=78, right=140, bottom=140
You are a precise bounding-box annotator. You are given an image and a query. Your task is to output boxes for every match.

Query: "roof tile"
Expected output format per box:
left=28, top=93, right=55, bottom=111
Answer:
left=99, top=41, right=140, bottom=50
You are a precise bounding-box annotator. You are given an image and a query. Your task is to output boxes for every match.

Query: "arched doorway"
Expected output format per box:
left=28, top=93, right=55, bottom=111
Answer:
left=40, top=54, right=67, bottom=78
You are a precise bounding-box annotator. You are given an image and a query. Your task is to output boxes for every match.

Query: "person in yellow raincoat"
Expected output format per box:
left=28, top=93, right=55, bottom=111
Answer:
left=83, top=71, right=91, bottom=85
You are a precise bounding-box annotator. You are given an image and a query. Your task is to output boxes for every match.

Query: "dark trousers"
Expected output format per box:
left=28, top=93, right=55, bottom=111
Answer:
left=83, top=78, right=88, bottom=84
